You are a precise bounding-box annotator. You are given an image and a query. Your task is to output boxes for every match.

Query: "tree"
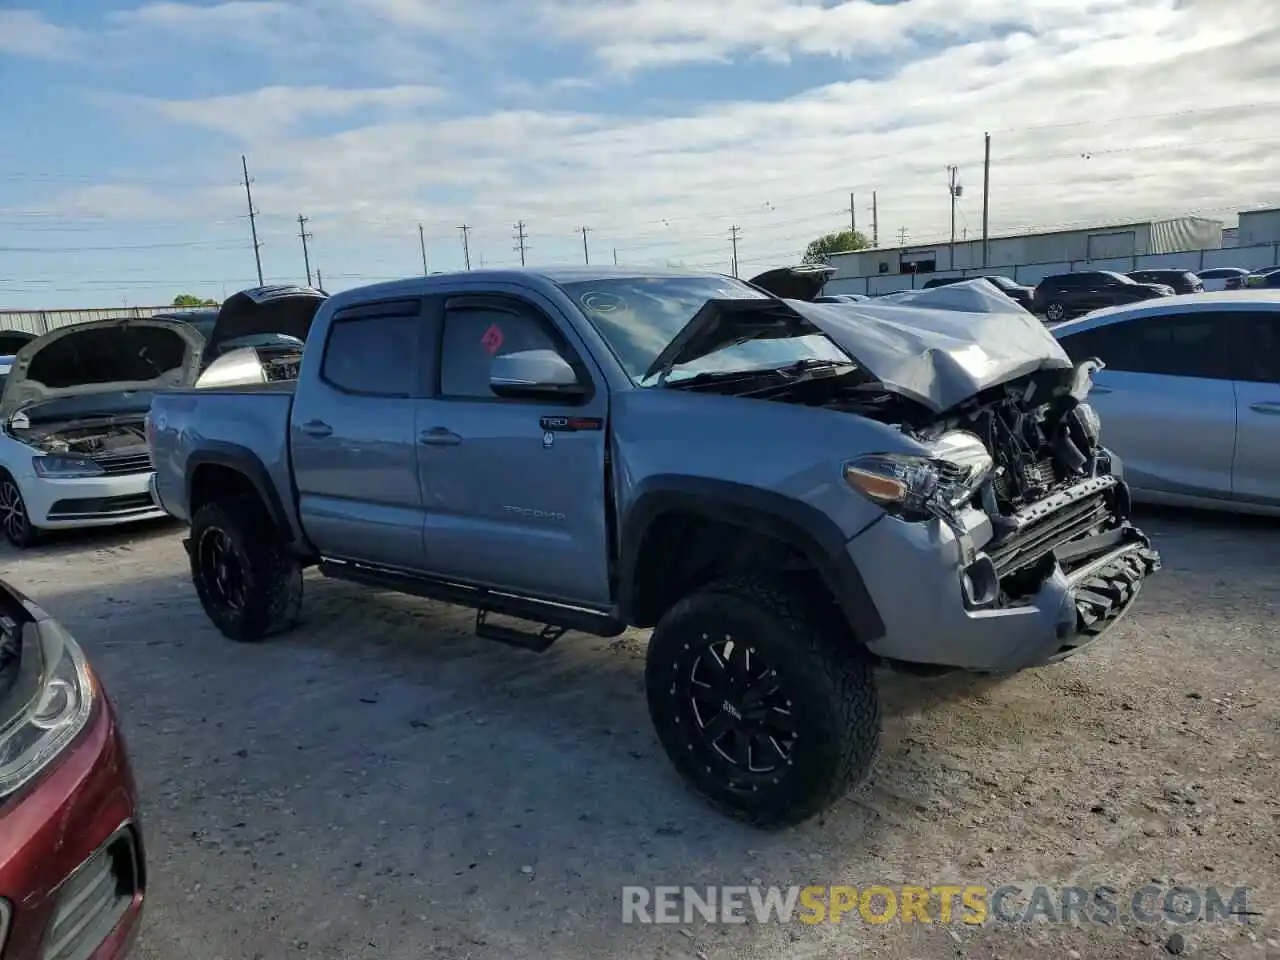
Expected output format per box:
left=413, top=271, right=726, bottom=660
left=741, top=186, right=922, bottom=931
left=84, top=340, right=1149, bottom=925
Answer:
left=802, top=229, right=870, bottom=264
left=172, top=293, right=218, bottom=307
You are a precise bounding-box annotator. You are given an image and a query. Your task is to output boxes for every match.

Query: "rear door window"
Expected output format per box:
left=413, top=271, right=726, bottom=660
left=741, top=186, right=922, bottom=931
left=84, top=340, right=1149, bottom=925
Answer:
left=1059, top=313, right=1231, bottom=380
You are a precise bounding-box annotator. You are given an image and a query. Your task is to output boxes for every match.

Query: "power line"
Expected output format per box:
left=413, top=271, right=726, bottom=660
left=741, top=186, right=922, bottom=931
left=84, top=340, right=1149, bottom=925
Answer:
left=513, top=220, right=528, bottom=266
left=241, top=155, right=263, bottom=286
left=297, top=213, right=313, bottom=287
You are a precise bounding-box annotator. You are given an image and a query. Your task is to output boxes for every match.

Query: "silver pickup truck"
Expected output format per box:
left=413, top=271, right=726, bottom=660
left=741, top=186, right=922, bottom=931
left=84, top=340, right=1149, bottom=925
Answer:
left=148, top=268, right=1160, bottom=827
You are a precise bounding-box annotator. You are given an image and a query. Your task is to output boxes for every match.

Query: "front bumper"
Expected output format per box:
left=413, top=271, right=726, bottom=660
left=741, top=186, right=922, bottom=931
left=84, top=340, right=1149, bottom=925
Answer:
left=0, top=694, right=145, bottom=960
left=850, top=477, right=1160, bottom=673
left=20, top=471, right=165, bottom=529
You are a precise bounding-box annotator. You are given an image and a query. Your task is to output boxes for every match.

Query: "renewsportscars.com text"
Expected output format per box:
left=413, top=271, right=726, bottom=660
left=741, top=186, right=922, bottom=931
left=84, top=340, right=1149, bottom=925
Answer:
left=621, top=884, right=1253, bottom=926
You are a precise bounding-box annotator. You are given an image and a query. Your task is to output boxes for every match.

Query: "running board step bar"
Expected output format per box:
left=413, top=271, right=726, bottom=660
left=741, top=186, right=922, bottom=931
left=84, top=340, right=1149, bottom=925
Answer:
left=318, top=558, right=626, bottom=649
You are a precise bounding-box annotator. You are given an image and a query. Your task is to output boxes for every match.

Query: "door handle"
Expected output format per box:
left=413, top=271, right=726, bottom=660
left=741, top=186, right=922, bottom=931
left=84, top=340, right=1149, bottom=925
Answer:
left=1249, top=401, right=1280, bottom=416
left=418, top=427, right=462, bottom=446
left=300, top=419, right=333, bottom=437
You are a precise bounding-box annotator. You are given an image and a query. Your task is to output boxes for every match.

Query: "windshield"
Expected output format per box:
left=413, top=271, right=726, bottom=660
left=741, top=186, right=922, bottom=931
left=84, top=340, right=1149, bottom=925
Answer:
left=558, top=276, right=848, bottom=384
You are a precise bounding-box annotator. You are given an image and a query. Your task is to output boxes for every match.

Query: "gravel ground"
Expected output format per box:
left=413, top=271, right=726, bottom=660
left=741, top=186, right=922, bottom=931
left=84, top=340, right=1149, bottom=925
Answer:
left=5, top=507, right=1278, bottom=960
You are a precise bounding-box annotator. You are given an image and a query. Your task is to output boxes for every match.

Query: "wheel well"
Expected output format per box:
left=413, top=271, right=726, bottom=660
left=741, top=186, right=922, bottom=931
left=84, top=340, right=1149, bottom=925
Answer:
left=626, top=511, right=837, bottom=628
left=189, top=463, right=268, bottom=521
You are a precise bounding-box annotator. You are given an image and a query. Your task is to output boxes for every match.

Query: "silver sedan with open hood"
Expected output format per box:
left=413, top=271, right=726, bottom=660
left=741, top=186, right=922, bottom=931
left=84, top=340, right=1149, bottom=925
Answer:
left=0, top=316, right=204, bottom=547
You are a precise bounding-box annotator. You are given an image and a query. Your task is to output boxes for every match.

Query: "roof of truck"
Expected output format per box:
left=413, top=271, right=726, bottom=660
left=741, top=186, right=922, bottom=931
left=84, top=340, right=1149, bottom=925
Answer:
left=324, top=266, right=730, bottom=308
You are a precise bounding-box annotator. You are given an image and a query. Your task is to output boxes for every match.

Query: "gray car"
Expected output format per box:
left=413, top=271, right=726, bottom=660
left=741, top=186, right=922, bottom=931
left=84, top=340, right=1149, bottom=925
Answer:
left=147, top=268, right=1160, bottom=827
left=1052, top=291, right=1280, bottom=514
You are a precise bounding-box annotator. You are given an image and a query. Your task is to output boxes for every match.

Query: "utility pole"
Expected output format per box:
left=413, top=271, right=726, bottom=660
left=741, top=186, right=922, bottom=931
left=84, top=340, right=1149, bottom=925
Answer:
left=849, top=192, right=857, bottom=235
left=316, top=268, right=324, bottom=291
left=729, top=225, right=741, bottom=277
left=871, top=191, right=879, bottom=247
left=947, top=165, right=960, bottom=268
left=418, top=223, right=429, bottom=275
left=512, top=220, right=528, bottom=266
left=613, top=247, right=618, bottom=266
left=897, top=226, right=909, bottom=246
left=578, top=226, right=591, bottom=264
left=241, top=155, right=263, bottom=286
left=458, top=224, right=472, bottom=270
left=982, top=131, right=992, bottom=268
left=297, top=214, right=313, bottom=287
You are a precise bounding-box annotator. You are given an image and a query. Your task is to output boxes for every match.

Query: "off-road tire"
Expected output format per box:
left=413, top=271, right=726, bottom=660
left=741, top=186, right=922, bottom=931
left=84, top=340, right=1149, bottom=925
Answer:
left=1044, top=301, right=1067, bottom=322
left=0, top=470, right=38, bottom=549
left=190, top=498, right=302, bottom=642
left=645, top=575, right=880, bottom=828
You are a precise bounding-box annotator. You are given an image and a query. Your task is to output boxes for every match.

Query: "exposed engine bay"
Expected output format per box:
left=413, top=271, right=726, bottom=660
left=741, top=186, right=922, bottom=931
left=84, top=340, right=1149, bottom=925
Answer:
left=13, top=416, right=149, bottom=458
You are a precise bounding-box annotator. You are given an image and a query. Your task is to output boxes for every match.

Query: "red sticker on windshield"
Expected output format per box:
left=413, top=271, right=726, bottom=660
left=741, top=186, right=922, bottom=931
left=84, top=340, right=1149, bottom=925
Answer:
left=481, top=323, right=504, bottom=355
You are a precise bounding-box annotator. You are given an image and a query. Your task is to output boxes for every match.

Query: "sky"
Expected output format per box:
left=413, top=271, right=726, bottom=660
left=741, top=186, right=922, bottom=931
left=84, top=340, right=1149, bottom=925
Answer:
left=1, top=0, right=1279, bottom=308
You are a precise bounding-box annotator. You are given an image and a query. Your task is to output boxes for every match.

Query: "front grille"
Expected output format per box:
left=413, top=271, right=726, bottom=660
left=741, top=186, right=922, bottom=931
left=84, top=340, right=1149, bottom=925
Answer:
left=41, top=828, right=140, bottom=960
left=986, top=476, right=1119, bottom=579
left=91, top=452, right=152, bottom=476
left=48, top=493, right=157, bottom=520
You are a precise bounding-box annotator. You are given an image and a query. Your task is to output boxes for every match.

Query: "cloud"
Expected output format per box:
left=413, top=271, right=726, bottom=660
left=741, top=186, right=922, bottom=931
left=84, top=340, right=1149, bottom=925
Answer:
left=128, top=85, right=445, bottom=138
left=0, top=9, right=85, bottom=60
left=105, top=1, right=292, bottom=33
left=13, top=0, right=1280, bottom=290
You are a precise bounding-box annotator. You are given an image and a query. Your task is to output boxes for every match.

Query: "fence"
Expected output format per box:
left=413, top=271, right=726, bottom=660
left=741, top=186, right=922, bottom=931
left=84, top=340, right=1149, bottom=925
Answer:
left=0, top=305, right=183, bottom=337
left=824, top=242, right=1280, bottom=297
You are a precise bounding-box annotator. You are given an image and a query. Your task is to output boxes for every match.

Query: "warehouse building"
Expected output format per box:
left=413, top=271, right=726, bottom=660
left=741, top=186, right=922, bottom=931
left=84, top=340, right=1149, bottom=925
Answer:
left=828, top=215, right=1224, bottom=279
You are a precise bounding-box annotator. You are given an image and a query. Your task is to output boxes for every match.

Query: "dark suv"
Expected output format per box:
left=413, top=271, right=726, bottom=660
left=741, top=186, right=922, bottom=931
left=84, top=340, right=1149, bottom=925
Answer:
left=1032, top=271, right=1173, bottom=322
left=1126, top=269, right=1203, bottom=294
left=921, top=275, right=1035, bottom=310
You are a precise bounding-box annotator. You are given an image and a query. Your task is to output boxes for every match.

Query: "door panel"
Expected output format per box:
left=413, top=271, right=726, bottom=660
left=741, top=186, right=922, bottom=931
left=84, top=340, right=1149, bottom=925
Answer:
left=1229, top=311, right=1280, bottom=507
left=1059, top=311, right=1237, bottom=500
left=1087, top=369, right=1235, bottom=499
left=416, top=295, right=613, bottom=607
left=291, top=303, right=427, bottom=569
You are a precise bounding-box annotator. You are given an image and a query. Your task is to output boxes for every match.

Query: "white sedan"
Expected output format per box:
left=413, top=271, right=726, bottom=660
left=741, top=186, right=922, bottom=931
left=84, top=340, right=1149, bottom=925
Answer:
left=0, top=317, right=204, bottom=548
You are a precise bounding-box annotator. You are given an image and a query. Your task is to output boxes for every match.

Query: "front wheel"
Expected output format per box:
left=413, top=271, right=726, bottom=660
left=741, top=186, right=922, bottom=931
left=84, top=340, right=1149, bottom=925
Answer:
left=1044, top=301, right=1067, bottom=322
left=190, top=498, right=302, bottom=642
left=645, top=576, right=880, bottom=828
left=0, top=473, right=38, bottom=549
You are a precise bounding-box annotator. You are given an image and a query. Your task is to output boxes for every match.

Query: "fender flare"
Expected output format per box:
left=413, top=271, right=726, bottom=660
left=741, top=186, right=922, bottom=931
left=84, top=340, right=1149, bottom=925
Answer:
left=617, top=475, right=885, bottom=641
left=185, top=441, right=295, bottom=542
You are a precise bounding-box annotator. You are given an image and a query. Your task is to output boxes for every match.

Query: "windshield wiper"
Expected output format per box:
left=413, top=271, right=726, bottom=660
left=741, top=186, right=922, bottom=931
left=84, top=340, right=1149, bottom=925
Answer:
left=657, top=357, right=856, bottom=391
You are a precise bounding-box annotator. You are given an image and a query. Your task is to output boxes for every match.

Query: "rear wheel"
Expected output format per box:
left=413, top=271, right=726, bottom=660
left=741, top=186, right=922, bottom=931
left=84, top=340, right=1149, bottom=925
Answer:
left=190, top=498, right=302, bottom=642
left=645, top=575, right=880, bottom=828
left=0, top=473, right=38, bottom=549
left=1044, top=301, right=1067, bottom=322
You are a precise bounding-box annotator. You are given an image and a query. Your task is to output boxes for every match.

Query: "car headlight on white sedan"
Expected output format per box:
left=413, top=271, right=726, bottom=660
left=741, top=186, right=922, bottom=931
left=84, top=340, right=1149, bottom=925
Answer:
left=0, top=617, right=96, bottom=798
left=32, top=455, right=106, bottom=479
left=843, top=431, right=994, bottom=522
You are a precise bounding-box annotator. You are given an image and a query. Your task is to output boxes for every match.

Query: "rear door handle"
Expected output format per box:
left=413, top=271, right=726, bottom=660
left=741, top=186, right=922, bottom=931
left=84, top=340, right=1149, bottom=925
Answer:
left=1249, top=401, right=1280, bottom=416
left=300, top=419, right=333, bottom=438
left=419, top=427, right=462, bottom=446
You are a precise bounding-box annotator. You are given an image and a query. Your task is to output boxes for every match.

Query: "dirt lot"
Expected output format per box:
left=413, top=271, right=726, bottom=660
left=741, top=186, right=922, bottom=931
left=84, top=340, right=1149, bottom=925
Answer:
left=6, top=508, right=1279, bottom=959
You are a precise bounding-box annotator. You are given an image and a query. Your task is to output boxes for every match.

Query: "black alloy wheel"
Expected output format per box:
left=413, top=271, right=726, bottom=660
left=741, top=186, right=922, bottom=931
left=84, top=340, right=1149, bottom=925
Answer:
left=0, top=475, right=37, bottom=549
left=196, top=526, right=246, bottom=614
left=686, top=637, right=797, bottom=777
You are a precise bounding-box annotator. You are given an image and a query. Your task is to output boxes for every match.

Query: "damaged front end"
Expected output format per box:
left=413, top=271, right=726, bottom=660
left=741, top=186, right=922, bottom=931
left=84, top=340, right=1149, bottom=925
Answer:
left=841, top=358, right=1160, bottom=660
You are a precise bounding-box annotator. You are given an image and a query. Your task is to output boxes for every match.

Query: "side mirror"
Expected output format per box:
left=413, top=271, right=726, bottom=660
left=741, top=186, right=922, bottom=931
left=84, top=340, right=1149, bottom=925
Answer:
left=489, top=349, right=585, bottom=399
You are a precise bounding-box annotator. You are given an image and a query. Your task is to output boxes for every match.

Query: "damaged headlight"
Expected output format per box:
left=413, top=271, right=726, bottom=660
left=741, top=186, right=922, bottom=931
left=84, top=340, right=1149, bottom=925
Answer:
left=32, top=455, right=105, bottom=479
left=0, top=617, right=96, bottom=798
left=843, top=431, right=993, bottom=522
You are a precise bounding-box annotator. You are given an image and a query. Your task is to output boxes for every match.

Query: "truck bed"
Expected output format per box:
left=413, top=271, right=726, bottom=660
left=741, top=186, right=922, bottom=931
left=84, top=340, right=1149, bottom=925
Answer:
left=149, top=387, right=297, bottom=531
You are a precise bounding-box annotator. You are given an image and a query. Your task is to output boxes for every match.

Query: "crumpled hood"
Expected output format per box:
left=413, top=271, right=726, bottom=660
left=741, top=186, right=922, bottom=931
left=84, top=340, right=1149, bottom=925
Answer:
left=207, top=285, right=326, bottom=355
left=789, top=290, right=1073, bottom=413
left=0, top=317, right=205, bottom=421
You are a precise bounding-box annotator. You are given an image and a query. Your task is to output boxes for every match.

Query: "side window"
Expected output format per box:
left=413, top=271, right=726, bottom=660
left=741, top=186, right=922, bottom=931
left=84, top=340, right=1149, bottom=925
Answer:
left=1231, top=312, right=1280, bottom=384
left=1060, top=315, right=1230, bottom=380
left=439, top=302, right=564, bottom=400
left=321, top=310, right=421, bottom=396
